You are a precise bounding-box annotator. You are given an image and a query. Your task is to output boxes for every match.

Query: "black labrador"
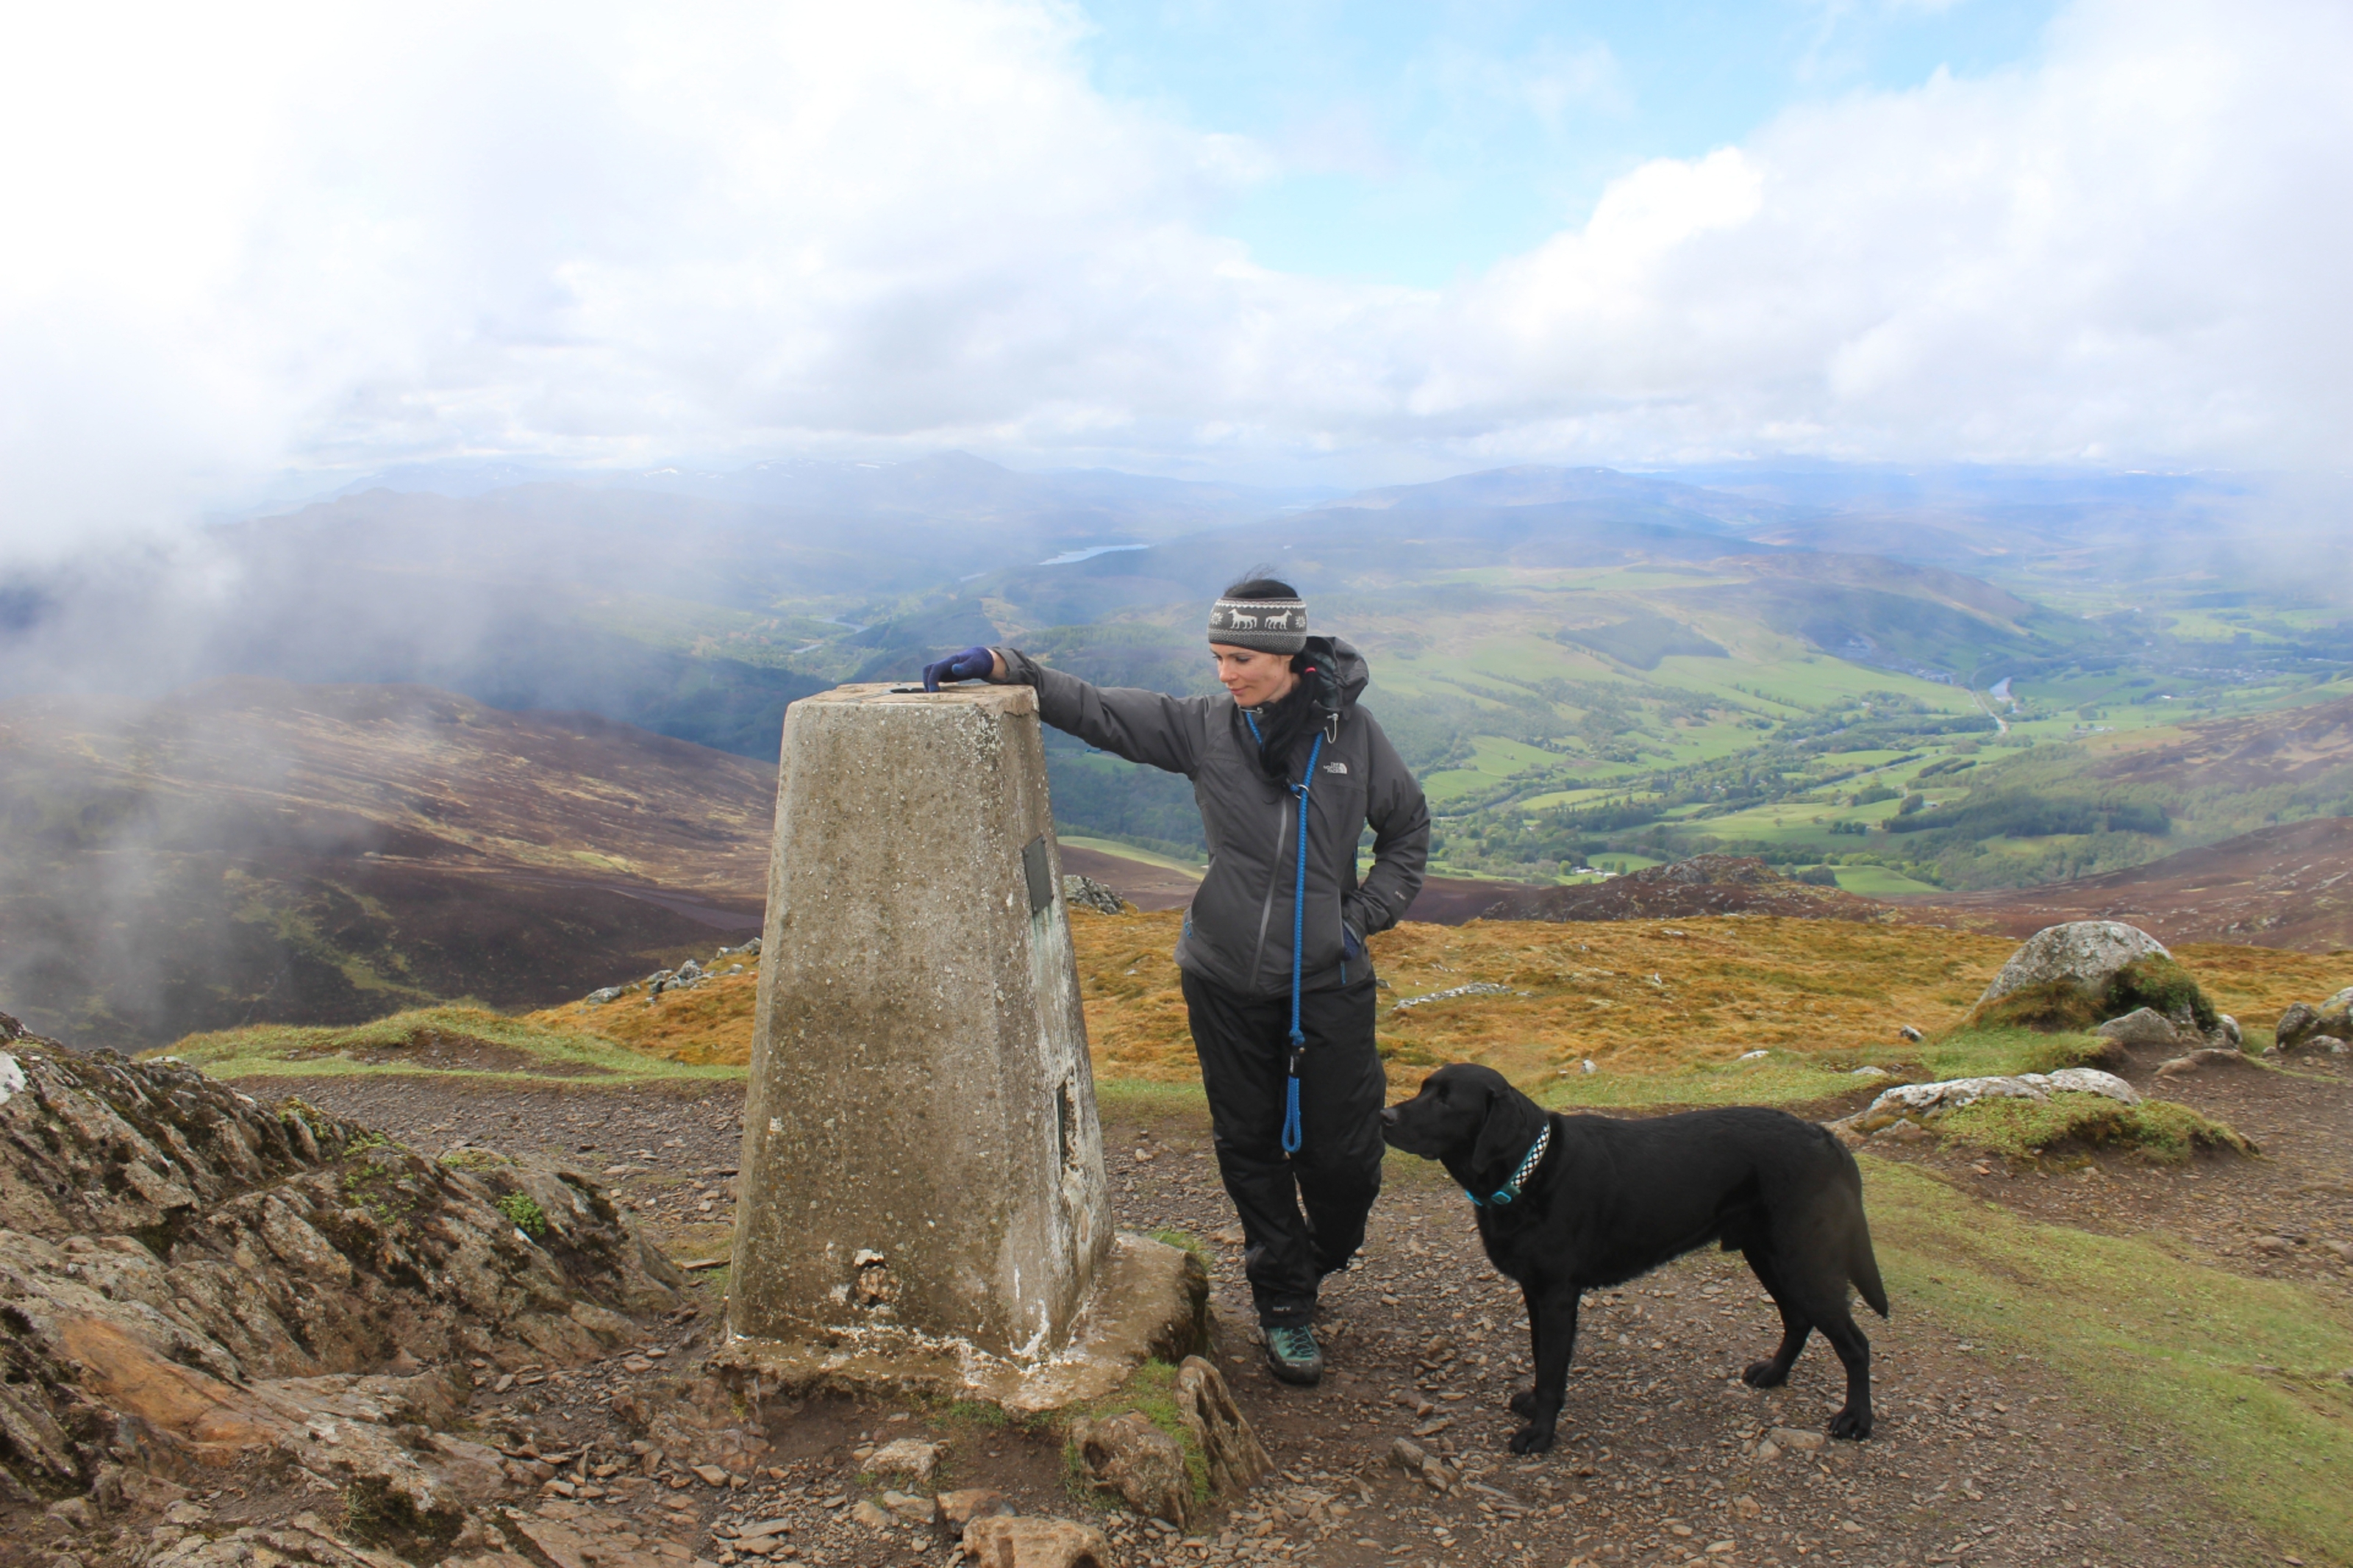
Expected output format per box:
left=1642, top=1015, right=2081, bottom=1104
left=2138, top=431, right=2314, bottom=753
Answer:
left=1380, top=1064, right=1888, bottom=1453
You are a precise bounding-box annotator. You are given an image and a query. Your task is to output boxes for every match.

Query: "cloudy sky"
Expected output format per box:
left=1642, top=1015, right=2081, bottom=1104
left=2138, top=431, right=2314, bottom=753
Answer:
left=2, top=0, right=2346, bottom=543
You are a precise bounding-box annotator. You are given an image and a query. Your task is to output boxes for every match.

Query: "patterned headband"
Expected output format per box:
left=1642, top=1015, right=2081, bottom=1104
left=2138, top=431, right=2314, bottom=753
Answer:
left=1207, top=595, right=1308, bottom=654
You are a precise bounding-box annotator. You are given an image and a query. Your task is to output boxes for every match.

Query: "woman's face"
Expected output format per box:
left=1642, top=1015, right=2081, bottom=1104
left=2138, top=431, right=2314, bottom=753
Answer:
left=1211, top=643, right=1300, bottom=709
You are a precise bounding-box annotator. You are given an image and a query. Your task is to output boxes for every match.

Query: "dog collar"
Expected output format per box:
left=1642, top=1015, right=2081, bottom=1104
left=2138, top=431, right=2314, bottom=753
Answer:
left=1467, top=1123, right=1551, bottom=1208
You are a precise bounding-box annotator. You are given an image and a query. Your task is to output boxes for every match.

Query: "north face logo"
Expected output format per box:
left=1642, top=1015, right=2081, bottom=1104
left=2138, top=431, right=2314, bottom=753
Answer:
left=1322, top=761, right=1349, bottom=774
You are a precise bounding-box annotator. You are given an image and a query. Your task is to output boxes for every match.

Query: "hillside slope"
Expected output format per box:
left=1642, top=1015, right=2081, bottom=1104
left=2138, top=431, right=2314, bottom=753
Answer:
left=0, top=679, right=771, bottom=1047
left=1898, top=815, right=2353, bottom=950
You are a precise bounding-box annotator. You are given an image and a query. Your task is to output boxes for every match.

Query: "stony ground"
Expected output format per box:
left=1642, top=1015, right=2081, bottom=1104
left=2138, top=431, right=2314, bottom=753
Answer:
left=78, top=1045, right=2326, bottom=1568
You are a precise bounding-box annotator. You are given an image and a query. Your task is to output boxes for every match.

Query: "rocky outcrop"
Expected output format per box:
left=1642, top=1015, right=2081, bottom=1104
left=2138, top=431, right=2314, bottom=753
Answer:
left=0, top=1040, right=679, bottom=1509
left=1061, top=875, right=1130, bottom=917
left=1974, top=921, right=2170, bottom=1010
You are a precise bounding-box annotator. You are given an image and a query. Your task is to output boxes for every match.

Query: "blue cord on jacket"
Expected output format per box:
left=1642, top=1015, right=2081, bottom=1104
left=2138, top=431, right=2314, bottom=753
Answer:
left=1246, top=710, right=1323, bottom=1154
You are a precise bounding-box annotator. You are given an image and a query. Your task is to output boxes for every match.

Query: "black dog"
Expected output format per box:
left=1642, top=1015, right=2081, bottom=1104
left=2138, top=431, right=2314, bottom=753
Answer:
left=1380, top=1064, right=1888, bottom=1454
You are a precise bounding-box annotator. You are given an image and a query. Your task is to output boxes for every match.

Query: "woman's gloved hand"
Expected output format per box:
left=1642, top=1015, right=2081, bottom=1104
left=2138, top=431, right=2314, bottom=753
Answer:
left=922, top=646, right=997, bottom=690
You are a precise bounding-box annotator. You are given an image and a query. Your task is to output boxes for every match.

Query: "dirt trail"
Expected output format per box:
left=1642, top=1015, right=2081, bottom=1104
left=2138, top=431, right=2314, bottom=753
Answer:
left=181, top=1071, right=2301, bottom=1568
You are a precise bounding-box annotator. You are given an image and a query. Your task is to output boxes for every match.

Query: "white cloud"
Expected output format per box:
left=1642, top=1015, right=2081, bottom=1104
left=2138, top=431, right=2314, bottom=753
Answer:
left=0, top=0, right=2346, bottom=548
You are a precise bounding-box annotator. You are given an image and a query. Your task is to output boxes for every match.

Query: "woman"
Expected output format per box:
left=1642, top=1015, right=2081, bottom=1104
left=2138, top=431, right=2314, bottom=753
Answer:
left=923, top=576, right=1429, bottom=1385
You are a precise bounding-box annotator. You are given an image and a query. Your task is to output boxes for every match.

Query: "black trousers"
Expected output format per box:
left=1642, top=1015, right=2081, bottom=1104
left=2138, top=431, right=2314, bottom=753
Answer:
left=1181, top=969, right=1387, bottom=1328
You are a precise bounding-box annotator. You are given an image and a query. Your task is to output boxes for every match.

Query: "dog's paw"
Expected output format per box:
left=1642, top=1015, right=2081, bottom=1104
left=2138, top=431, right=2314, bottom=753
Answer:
left=1828, top=1408, right=1873, bottom=1442
left=1509, top=1389, right=1539, bottom=1420
left=1741, top=1360, right=1790, bottom=1389
left=1507, top=1425, right=1557, bottom=1456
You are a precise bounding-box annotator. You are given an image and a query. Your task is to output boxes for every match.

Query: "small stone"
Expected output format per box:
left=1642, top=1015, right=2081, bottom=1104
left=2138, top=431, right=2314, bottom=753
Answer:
left=1898, top=1024, right=1924, bottom=1042
left=1768, top=1426, right=1826, bottom=1453
left=866, top=1437, right=941, bottom=1481
left=850, top=1500, right=893, bottom=1531
left=1753, top=1439, right=1780, bottom=1462
left=960, top=1515, right=1114, bottom=1568
left=2252, top=1236, right=2298, bottom=1255
left=693, top=1464, right=732, bottom=1486
left=882, top=1489, right=935, bottom=1525
left=1388, top=1438, right=1428, bottom=1473
left=46, top=1499, right=97, bottom=1531
left=937, top=1489, right=1011, bottom=1528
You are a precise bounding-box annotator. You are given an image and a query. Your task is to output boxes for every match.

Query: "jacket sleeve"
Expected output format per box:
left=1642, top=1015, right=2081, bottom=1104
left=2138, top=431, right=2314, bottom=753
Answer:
left=994, top=647, right=1206, bottom=778
left=1346, top=712, right=1429, bottom=935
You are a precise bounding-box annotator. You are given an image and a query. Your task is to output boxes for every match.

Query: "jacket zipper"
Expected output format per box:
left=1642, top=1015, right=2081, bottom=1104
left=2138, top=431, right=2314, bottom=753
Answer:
left=1247, top=785, right=1289, bottom=987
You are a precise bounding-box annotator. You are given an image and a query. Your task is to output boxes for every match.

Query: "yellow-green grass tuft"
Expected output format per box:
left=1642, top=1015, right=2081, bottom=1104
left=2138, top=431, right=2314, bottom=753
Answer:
left=154, top=1005, right=743, bottom=1084
left=1934, top=1095, right=2253, bottom=1164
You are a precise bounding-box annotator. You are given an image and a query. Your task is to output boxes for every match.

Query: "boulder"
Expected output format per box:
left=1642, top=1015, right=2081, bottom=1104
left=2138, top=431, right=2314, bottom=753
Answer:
left=1071, top=1411, right=1190, bottom=1526
left=1174, top=1354, right=1271, bottom=1499
left=1975, top=921, right=2170, bottom=1010
left=2274, top=992, right=2351, bottom=1053
left=2095, top=1009, right=2179, bottom=1047
left=2274, top=1003, right=2320, bottom=1051
left=960, top=1516, right=1113, bottom=1568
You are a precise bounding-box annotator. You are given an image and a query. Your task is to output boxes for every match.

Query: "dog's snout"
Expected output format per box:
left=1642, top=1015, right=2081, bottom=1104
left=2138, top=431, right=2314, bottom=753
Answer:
left=1379, top=1106, right=1400, bottom=1127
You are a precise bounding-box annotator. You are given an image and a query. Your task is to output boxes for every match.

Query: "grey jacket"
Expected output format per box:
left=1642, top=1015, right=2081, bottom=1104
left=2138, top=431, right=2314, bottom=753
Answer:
left=996, top=639, right=1429, bottom=998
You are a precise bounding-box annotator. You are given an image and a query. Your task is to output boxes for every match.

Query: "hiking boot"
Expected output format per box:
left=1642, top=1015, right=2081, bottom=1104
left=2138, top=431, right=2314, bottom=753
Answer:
left=1263, top=1323, right=1324, bottom=1386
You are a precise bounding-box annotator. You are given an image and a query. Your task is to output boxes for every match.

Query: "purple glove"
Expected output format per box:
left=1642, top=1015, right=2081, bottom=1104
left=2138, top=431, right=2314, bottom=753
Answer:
left=922, top=645, right=996, bottom=691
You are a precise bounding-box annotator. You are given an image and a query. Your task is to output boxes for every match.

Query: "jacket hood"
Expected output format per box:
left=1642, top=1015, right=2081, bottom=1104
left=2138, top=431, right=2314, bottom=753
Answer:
left=1307, top=636, right=1370, bottom=712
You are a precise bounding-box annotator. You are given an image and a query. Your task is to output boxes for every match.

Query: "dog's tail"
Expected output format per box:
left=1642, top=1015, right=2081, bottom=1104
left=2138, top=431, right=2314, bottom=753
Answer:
left=1832, top=1137, right=1892, bottom=1319
left=1849, top=1221, right=1890, bottom=1319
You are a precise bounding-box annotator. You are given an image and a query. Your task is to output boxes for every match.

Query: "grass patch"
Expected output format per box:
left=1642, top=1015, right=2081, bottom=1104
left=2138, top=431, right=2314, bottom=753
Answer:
left=1071, top=908, right=2024, bottom=1088
left=1864, top=1158, right=2353, bottom=1561
left=340, top=1476, right=463, bottom=1557
left=525, top=974, right=763, bottom=1066
left=1149, top=1228, right=1208, bottom=1261
left=156, top=1006, right=743, bottom=1085
left=1934, top=1095, right=2253, bottom=1164
left=1915, top=1025, right=2110, bottom=1080
left=497, top=1192, right=549, bottom=1236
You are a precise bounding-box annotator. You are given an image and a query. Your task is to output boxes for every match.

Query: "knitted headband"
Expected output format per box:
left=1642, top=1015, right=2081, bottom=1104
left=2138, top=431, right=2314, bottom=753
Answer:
left=1207, top=594, right=1308, bottom=654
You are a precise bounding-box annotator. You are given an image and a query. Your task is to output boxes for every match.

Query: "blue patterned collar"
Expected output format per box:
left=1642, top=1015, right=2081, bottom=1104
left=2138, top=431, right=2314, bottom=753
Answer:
left=1466, top=1123, right=1552, bottom=1208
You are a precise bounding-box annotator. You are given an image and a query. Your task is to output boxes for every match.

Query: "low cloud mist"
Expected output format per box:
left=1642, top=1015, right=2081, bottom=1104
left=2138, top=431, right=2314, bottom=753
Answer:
left=3, top=0, right=2349, bottom=562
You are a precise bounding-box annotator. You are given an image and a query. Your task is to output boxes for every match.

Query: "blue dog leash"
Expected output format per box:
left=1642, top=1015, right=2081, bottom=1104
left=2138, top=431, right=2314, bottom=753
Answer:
left=1244, top=710, right=1324, bottom=1155
left=1466, top=1123, right=1552, bottom=1208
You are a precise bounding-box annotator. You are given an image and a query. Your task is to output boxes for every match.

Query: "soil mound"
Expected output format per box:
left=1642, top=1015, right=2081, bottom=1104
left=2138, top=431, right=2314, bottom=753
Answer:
left=0, top=1037, right=681, bottom=1518
left=1478, top=855, right=1884, bottom=923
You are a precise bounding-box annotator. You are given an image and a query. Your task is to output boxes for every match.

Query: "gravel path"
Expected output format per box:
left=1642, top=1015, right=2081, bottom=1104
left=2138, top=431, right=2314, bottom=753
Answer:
left=243, top=1071, right=2299, bottom=1568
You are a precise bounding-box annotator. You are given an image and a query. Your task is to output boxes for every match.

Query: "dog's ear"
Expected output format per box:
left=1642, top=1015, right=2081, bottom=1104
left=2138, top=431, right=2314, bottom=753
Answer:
left=1465, top=1073, right=1541, bottom=1180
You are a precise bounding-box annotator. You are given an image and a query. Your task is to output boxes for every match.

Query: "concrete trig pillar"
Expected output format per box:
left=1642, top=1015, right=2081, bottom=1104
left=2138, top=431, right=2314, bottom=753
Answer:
left=726, top=684, right=1113, bottom=1364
